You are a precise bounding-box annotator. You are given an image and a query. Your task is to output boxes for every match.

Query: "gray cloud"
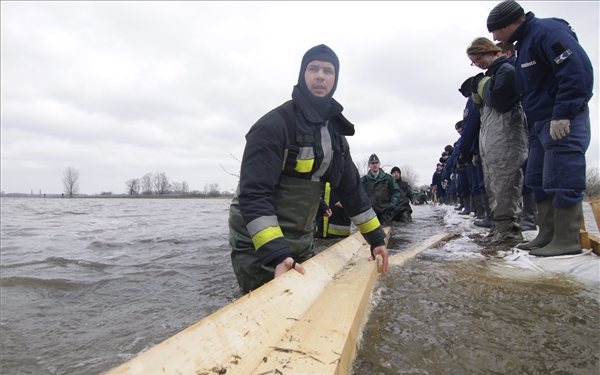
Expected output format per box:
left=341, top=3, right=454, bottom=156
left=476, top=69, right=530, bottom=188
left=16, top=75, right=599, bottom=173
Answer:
left=1, top=1, right=598, bottom=194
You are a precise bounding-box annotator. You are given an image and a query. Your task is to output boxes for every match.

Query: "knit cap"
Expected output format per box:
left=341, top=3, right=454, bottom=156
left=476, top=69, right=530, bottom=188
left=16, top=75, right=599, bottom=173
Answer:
left=369, top=154, right=380, bottom=164
left=391, top=166, right=401, bottom=174
left=487, top=0, right=525, bottom=32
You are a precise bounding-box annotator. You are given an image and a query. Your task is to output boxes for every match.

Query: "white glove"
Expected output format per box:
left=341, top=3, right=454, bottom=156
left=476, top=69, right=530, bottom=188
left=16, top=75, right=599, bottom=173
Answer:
left=550, top=119, right=570, bottom=140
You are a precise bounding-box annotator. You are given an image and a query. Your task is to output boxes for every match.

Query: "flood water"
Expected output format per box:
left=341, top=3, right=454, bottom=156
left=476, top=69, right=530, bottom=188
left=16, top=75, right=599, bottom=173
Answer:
left=1, top=197, right=598, bottom=375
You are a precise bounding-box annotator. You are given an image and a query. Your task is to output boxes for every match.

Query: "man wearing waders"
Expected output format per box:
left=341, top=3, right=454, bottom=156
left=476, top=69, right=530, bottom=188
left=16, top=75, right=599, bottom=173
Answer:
left=229, top=44, right=389, bottom=293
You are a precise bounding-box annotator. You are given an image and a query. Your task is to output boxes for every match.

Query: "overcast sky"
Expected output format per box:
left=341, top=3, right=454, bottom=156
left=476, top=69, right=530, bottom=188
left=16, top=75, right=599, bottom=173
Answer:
left=1, top=1, right=598, bottom=195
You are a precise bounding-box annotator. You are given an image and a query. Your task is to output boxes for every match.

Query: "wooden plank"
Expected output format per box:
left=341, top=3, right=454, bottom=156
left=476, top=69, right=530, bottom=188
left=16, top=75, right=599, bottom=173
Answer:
left=389, top=233, right=454, bottom=267
left=105, top=229, right=387, bottom=375
left=249, top=232, right=453, bottom=375
left=104, top=229, right=451, bottom=375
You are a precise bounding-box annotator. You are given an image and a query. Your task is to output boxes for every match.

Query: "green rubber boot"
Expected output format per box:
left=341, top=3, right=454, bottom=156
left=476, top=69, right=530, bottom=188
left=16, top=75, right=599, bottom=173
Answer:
left=530, top=202, right=583, bottom=257
left=517, top=199, right=553, bottom=250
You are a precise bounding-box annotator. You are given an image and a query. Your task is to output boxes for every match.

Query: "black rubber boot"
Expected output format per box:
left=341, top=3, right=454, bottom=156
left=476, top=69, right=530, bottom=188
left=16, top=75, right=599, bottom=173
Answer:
left=519, top=191, right=538, bottom=231
left=459, top=196, right=472, bottom=215
left=474, top=193, right=492, bottom=228
left=530, top=202, right=583, bottom=257
left=517, top=199, right=553, bottom=250
left=473, top=194, right=485, bottom=219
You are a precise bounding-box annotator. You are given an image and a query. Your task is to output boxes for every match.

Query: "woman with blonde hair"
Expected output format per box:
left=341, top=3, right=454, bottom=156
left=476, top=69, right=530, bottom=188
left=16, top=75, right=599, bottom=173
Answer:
left=466, top=37, right=528, bottom=248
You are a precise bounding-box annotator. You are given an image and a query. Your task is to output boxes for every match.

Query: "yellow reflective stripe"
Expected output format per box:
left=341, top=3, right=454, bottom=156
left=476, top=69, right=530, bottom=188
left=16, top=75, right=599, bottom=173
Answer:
left=295, top=158, right=314, bottom=173
left=357, top=216, right=381, bottom=234
left=324, top=182, right=331, bottom=205
left=252, top=226, right=284, bottom=250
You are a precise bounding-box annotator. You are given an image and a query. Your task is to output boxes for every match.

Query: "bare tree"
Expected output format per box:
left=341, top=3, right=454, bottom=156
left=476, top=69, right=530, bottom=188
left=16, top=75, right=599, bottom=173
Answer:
left=140, top=173, right=153, bottom=195
left=355, top=156, right=370, bottom=177
left=586, top=167, right=600, bottom=198
left=171, top=181, right=189, bottom=195
left=204, top=183, right=220, bottom=197
left=62, top=167, right=79, bottom=197
left=125, top=178, right=140, bottom=195
left=153, top=172, right=171, bottom=195
left=400, top=165, right=419, bottom=189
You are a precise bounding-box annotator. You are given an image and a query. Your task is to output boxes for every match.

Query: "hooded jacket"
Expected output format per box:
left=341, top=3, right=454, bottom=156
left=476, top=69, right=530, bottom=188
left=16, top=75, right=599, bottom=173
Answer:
left=232, top=84, right=385, bottom=267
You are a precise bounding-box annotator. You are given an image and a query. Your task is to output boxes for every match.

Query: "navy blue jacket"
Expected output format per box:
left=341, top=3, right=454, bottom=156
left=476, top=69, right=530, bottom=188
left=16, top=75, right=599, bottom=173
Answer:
left=458, top=97, right=481, bottom=161
left=509, top=12, right=593, bottom=122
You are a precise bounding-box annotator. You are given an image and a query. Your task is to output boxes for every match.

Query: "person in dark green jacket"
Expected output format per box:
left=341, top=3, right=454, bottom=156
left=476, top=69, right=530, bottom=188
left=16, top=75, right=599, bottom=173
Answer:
left=229, top=44, right=389, bottom=294
left=360, top=154, right=401, bottom=225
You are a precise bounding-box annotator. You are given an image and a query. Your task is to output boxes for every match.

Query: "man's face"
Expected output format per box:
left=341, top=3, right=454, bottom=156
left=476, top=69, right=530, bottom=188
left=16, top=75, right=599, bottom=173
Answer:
left=369, top=161, right=380, bottom=173
left=492, top=24, right=516, bottom=45
left=304, top=60, right=335, bottom=97
left=392, top=171, right=400, bottom=179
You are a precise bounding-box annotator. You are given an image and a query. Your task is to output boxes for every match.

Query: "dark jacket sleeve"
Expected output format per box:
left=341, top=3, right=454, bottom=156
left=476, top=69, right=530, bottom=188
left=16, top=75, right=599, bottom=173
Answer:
left=238, top=110, right=292, bottom=266
left=459, top=97, right=481, bottom=159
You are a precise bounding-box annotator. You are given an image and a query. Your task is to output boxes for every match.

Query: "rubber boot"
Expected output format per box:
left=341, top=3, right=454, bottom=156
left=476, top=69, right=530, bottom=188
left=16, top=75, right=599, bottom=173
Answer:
left=530, top=202, right=583, bottom=257
left=473, top=194, right=485, bottom=219
left=517, top=199, right=553, bottom=250
left=459, top=196, right=471, bottom=215
left=474, top=193, right=492, bottom=228
left=455, top=197, right=464, bottom=211
left=519, top=191, right=538, bottom=231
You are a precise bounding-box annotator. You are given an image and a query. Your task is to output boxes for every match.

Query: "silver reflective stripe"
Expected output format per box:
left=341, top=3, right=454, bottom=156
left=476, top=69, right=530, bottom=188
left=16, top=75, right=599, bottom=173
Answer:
left=312, top=121, right=332, bottom=181
left=329, top=223, right=351, bottom=231
left=351, top=208, right=377, bottom=224
left=247, top=215, right=279, bottom=236
left=298, top=147, right=314, bottom=160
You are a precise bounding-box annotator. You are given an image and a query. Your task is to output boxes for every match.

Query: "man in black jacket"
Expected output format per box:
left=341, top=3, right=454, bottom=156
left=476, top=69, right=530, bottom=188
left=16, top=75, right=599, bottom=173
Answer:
left=229, top=44, right=389, bottom=294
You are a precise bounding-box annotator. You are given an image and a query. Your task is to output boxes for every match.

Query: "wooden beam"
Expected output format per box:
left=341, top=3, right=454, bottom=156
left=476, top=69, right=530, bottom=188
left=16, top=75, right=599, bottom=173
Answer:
left=104, top=229, right=451, bottom=375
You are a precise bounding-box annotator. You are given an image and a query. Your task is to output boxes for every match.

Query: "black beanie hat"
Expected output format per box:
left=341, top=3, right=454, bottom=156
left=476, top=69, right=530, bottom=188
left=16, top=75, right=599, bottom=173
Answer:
left=487, top=0, right=525, bottom=32
left=297, top=44, right=340, bottom=117
left=391, top=166, right=401, bottom=174
left=369, top=154, right=380, bottom=164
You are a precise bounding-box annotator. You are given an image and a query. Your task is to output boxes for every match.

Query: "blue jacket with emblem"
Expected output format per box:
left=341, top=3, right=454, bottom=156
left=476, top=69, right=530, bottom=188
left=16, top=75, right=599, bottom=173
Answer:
left=508, top=12, right=593, bottom=122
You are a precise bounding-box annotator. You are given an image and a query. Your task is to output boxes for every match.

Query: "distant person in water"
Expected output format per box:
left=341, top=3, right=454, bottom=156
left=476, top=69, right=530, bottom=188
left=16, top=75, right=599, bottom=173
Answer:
left=228, top=44, right=389, bottom=294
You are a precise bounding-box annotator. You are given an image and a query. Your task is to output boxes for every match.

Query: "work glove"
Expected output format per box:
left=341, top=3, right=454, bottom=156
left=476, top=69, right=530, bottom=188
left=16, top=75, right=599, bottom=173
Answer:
left=550, top=119, right=570, bottom=140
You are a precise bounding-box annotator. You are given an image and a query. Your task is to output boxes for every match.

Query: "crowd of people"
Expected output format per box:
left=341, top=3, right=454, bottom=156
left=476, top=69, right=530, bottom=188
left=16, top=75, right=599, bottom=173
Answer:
left=429, top=0, right=592, bottom=257
left=228, top=0, right=593, bottom=294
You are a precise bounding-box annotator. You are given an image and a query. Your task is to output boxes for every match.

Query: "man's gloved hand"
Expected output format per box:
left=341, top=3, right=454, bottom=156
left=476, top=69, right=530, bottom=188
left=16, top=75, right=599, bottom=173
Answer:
left=550, top=119, right=570, bottom=140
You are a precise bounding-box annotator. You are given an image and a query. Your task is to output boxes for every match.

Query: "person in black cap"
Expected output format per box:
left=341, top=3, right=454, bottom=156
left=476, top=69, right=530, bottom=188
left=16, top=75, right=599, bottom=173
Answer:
left=390, top=166, right=415, bottom=222
left=486, top=0, right=594, bottom=257
left=229, top=44, right=389, bottom=294
left=360, top=154, right=401, bottom=225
